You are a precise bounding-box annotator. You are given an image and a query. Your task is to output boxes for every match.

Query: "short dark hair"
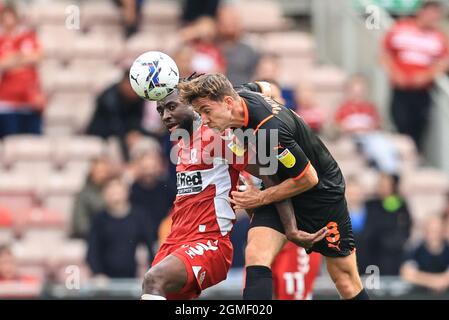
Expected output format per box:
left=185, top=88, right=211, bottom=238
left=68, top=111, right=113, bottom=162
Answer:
left=178, top=73, right=238, bottom=105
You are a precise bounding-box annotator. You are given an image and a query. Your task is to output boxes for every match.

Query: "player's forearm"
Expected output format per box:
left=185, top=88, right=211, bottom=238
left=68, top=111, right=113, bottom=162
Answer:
left=260, top=175, right=298, bottom=236
left=18, top=51, right=42, bottom=67
left=260, top=165, right=318, bottom=205
left=401, top=265, right=443, bottom=287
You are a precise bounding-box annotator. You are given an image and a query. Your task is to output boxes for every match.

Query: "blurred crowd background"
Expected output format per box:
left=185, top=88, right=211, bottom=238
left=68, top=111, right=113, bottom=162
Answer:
left=0, top=0, right=449, bottom=299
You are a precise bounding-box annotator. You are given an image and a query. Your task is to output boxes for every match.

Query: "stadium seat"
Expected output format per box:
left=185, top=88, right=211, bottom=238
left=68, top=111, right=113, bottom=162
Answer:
left=401, top=168, right=449, bottom=196
left=125, top=32, right=180, bottom=61
left=27, top=1, right=73, bottom=26
left=325, top=136, right=358, bottom=162
left=310, top=66, right=348, bottom=114
left=39, top=59, right=64, bottom=94
left=261, top=32, right=316, bottom=56
left=38, top=26, right=79, bottom=61
left=73, top=33, right=124, bottom=61
left=15, top=205, right=66, bottom=239
left=44, top=92, right=95, bottom=135
left=53, top=136, right=105, bottom=164
left=3, top=135, right=53, bottom=162
left=236, top=1, right=292, bottom=33
left=141, top=1, right=180, bottom=25
left=80, top=1, right=122, bottom=27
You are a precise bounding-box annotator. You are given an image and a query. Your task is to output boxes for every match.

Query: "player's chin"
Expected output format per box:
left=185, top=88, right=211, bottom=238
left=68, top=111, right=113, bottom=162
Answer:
left=208, top=125, right=224, bottom=133
left=167, top=124, right=180, bottom=133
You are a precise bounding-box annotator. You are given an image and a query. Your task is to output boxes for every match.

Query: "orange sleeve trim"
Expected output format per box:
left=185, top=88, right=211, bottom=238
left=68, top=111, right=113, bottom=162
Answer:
left=292, top=161, right=311, bottom=181
left=242, top=99, right=249, bottom=127
left=253, top=115, right=274, bottom=134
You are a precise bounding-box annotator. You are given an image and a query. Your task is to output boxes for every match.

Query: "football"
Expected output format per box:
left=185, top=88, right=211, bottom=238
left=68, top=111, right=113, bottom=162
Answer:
left=129, top=51, right=179, bottom=101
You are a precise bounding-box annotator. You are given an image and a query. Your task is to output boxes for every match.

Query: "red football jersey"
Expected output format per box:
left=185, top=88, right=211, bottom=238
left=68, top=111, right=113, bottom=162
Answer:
left=272, top=242, right=322, bottom=300
left=383, top=19, right=449, bottom=81
left=0, top=27, right=43, bottom=107
left=165, top=124, right=249, bottom=244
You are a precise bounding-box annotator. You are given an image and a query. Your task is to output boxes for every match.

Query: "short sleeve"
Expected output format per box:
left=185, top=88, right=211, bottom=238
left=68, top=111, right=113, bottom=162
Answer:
left=258, top=118, right=310, bottom=179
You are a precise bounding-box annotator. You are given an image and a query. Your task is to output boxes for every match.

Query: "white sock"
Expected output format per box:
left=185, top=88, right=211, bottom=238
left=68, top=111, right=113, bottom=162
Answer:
left=141, top=294, right=167, bottom=300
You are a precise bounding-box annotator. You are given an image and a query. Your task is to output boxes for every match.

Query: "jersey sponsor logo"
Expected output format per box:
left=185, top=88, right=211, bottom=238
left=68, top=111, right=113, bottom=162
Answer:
left=185, top=240, right=219, bottom=259
left=177, top=171, right=203, bottom=195
left=277, top=148, right=296, bottom=168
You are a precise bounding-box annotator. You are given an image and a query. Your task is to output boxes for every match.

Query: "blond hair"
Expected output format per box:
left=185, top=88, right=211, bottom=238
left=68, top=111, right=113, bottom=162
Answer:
left=178, top=73, right=238, bottom=105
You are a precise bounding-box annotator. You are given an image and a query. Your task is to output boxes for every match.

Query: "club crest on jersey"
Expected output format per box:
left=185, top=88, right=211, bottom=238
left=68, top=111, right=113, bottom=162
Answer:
left=177, top=171, right=203, bottom=195
left=227, top=141, right=246, bottom=157
left=277, top=148, right=296, bottom=168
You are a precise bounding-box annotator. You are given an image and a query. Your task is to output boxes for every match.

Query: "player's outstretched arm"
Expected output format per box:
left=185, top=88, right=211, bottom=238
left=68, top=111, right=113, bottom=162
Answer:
left=260, top=174, right=327, bottom=248
left=231, top=163, right=318, bottom=209
left=260, top=163, right=319, bottom=205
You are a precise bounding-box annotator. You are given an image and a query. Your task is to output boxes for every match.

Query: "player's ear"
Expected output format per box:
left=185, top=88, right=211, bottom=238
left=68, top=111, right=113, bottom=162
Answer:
left=224, top=95, right=234, bottom=110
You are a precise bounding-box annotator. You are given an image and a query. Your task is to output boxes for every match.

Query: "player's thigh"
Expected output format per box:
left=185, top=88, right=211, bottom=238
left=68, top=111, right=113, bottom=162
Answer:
left=149, top=254, right=188, bottom=293
left=246, top=226, right=287, bottom=267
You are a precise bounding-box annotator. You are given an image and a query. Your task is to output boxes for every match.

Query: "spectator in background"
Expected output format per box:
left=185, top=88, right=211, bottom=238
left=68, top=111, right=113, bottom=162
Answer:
left=254, top=54, right=295, bottom=108
left=0, top=5, right=45, bottom=139
left=401, top=215, right=449, bottom=294
left=0, top=244, right=37, bottom=283
left=112, top=0, right=145, bottom=38
left=181, top=17, right=226, bottom=74
left=295, top=84, right=325, bottom=134
left=182, top=0, right=221, bottom=25
left=86, top=70, right=147, bottom=161
left=381, top=1, right=449, bottom=151
left=87, top=177, right=155, bottom=279
left=335, top=75, right=380, bottom=133
left=217, top=5, right=260, bottom=85
left=71, top=157, right=115, bottom=239
left=365, top=173, right=412, bottom=275
left=128, top=138, right=176, bottom=232
left=174, top=46, right=195, bottom=79
left=335, top=75, right=399, bottom=174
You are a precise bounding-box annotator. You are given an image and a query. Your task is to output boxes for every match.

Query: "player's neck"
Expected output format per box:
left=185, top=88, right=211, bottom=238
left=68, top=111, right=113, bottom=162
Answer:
left=229, top=97, right=247, bottom=128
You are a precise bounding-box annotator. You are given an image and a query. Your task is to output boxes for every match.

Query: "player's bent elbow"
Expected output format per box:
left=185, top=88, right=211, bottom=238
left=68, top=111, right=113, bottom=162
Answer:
left=301, top=164, right=319, bottom=189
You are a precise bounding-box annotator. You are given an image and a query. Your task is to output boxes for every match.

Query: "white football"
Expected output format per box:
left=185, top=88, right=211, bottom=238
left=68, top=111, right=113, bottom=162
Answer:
left=129, top=51, right=179, bottom=101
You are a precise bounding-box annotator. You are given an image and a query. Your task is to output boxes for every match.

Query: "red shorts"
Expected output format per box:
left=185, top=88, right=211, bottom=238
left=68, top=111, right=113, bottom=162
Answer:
left=272, top=242, right=322, bottom=300
left=151, top=236, right=233, bottom=300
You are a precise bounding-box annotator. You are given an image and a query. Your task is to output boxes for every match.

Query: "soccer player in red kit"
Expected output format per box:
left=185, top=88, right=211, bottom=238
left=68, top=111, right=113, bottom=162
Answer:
left=141, top=89, right=249, bottom=300
left=272, top=243, right=321, bottom=300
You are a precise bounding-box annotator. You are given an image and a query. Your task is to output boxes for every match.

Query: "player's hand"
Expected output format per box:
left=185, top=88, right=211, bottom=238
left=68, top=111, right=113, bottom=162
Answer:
left=230, top=180, right=265, bottom=210
left=286, top=227, right=328, bottom=249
